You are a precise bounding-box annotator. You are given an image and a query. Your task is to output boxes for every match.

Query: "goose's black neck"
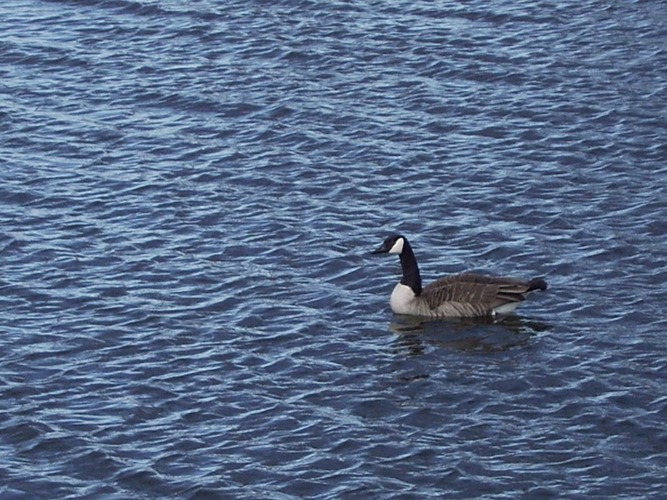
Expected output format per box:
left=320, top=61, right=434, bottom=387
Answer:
left=399, top=239, right=422, bottom=296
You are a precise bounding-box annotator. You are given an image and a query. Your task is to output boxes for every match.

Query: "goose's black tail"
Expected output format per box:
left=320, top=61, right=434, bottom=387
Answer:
left=528, top=278, right=548, bottom=292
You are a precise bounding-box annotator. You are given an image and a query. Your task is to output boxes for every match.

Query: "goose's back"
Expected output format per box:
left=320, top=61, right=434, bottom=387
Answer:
left=419, top=273, right=533, bottom=317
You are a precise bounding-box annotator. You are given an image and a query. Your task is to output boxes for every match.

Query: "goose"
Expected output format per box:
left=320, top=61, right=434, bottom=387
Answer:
left=372, top=234, right=547, bottom=318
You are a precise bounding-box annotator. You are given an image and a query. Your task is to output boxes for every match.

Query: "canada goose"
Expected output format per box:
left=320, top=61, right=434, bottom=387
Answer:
left=372, top=234, right=547, bottom=318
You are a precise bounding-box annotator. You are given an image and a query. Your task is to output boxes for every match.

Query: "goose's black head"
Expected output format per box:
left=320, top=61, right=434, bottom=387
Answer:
left=372, top=234, right=406, bottom=255
left=371, top=233, right=422, bottom=295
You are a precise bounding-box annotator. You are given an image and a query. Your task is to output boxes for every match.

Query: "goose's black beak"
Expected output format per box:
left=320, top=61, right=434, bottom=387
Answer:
left=371, top=244, right=388, bottom=255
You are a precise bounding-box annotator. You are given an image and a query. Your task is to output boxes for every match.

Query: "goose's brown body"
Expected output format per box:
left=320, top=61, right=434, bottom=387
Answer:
left=393, top=272, right=546, bottom=318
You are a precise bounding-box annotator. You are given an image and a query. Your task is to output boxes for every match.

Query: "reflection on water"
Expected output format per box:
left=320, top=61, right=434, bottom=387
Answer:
left=390, top=315, right=551, bottom=355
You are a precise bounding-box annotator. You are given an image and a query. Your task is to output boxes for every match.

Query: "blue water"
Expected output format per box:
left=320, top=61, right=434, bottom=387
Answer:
left=2, top=0, right=666, bottom=497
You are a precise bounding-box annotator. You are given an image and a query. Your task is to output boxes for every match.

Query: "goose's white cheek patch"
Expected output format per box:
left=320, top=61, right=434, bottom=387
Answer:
left=388, top=237, right=404, bottom=254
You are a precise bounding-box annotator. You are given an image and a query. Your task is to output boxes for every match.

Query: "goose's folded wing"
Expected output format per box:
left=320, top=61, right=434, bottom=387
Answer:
left=421, top=273, right=533, bottom=316
left=421, top=275, right=495, bottom=311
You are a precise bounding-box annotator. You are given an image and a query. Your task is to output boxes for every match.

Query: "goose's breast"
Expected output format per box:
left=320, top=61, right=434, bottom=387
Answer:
left=390, top=283, right=416, bottom=315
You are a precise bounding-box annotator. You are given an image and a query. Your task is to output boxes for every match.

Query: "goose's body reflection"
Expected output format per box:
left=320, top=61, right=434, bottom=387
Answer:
left=390, top=315, right=550, bottom=356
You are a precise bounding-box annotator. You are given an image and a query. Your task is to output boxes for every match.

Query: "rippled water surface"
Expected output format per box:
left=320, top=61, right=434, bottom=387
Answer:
left=2, top=0, right=667, bottom=497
